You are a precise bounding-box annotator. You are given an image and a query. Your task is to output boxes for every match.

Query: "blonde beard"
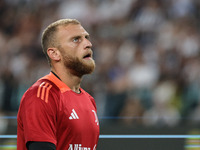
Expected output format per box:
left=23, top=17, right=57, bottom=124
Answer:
left=63, top=54, right=95, bottom=77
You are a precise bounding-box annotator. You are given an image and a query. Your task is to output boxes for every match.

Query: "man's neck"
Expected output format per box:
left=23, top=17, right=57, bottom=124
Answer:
left=51, top=68, right=82, bottom=94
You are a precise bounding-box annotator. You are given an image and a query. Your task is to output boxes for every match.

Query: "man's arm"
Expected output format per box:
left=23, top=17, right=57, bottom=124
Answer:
left=27, top=142, right=56, bottom=150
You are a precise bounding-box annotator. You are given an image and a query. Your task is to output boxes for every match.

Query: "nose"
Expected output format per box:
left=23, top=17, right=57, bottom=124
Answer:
left=84, top=38, right=92, bottom=49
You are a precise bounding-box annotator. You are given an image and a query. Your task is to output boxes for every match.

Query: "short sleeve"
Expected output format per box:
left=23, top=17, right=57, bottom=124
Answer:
left=20, top=83, right=58, bottom=145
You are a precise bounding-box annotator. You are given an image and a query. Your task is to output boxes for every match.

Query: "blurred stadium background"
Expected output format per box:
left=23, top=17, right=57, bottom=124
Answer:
left=0, top=0, right=200, bottom=149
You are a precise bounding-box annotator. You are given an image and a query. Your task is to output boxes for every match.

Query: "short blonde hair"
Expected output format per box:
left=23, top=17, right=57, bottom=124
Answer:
left=41, top=19, right=80, bottom=65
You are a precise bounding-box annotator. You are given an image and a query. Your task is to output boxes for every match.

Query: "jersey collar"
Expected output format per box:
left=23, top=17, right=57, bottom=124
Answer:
left=41, top=72, right=71, bottom=93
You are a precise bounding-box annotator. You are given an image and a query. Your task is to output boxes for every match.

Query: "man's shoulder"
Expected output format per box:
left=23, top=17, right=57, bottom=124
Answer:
left=81, top=89, right=94, bottom=99
left=81, top=89, right=96, bottom=108
left=22, top=74, right=60, bottom=102
left=18, top=75, right=60, bottom=116
left=30, top=77, right=59, bottom=94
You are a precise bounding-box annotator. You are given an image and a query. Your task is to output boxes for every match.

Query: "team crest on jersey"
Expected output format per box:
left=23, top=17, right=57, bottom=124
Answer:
left=37, top=82, right=52, bottom=103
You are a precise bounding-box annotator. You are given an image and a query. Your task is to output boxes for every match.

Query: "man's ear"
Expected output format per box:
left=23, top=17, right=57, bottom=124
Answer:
left=47, top=48, right=61, bottom=61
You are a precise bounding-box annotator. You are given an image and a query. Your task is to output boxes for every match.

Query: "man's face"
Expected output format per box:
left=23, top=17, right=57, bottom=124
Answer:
left=56, top=24, right=95, bottom=77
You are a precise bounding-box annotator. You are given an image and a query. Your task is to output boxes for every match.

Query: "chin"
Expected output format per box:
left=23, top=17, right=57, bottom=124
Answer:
left=64, top=56, right=95, bottom=76
left=83, top=62, right=95, bottom=74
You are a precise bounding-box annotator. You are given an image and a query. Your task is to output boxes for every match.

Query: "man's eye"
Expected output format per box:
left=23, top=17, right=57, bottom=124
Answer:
left=85, top=35, right=90, bottom=40
left=73, top=37, right=79, bottom=42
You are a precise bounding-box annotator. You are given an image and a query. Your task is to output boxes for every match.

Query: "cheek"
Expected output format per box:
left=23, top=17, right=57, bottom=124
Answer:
left=60, top=42, right=77, bottom=53
left=59, top=45, right=81, bottom=60
left=66, top=41, right=80, bottom=49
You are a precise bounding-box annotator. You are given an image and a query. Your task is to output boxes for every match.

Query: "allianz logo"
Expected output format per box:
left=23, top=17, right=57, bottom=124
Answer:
left=68, top=144, right=96, bottom=150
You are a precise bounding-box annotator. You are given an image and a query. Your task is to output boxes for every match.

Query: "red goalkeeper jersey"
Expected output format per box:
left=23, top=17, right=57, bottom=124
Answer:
left=17, top=72, right=99, bottom=150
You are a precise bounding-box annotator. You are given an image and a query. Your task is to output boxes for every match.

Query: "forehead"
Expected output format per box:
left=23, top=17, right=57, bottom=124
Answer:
left=57, top=24, right=89, bottom=39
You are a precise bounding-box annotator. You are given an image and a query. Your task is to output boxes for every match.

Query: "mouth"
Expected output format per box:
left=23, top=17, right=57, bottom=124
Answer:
left=83, top=52, right=92, bottom=59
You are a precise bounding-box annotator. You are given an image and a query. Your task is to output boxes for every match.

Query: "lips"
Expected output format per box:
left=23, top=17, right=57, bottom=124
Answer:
left=83, top=51, right=92, bottom=59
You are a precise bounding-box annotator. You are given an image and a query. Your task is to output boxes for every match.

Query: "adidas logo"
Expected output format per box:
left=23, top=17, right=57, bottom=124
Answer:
left=69, top=109, right=79, bottom=120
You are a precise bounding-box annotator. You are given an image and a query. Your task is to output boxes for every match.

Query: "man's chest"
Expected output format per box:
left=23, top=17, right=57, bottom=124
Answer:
left=57, top=93, right=99, bottom=134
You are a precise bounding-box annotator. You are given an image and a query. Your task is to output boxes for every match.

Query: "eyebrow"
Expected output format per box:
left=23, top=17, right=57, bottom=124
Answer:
left=70, top=34, right=90, bottom=40
left=72, top=35, right=81, bottom=39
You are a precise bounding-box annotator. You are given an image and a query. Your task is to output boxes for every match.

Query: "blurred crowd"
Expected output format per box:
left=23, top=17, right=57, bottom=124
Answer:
left=1, top=0, right=200, bottom=128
